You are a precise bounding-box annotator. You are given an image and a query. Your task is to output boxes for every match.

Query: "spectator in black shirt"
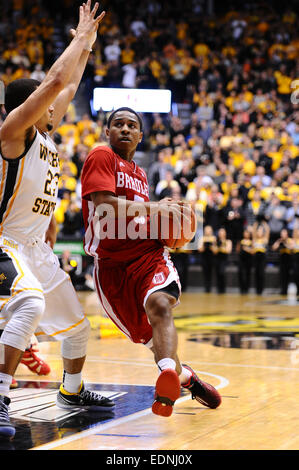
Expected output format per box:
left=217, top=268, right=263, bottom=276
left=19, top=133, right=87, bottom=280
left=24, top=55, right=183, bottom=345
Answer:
left=204, top=185, right=225, bottom=232
left=60, top=201, right=84, bottom=240
left=224, top=197, right=245, bottom=250
left=258, top=142, right=274, bottom=175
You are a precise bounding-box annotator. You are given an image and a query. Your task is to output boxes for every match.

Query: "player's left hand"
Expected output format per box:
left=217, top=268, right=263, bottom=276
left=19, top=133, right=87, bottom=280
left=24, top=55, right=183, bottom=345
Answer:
left=45, top=231, right=56, bottom=249
left=70, top=1, right=106, bottom=50
left=45, top=216, right=57, bottom=249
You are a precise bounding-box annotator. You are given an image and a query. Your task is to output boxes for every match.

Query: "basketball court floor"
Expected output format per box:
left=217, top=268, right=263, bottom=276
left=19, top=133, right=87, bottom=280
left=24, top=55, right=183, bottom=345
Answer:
left=3, top=291, right=299, bottom=451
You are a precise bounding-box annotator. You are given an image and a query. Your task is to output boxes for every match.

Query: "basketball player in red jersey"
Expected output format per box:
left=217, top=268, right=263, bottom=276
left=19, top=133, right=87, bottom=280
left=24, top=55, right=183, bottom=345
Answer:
left=81, top=107, right=221, bottom=417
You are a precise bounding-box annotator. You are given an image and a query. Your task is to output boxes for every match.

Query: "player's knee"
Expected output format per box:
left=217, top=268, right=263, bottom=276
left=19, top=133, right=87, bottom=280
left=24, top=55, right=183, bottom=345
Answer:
left=1, top=296, right=45, bottom=351
left=31, top=297, right=46, bottom=323
left=61, top=319, right=90, bottom=360
left=13, top=295, right=45, bottom=325
left=19, top=296, right=45, bottom=332
left=146, top=293, right=172, bottom=325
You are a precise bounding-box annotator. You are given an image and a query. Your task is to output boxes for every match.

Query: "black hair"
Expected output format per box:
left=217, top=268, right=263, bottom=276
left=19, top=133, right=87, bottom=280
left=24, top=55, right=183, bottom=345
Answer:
left=5, top=78, right=41, bottom=115
left=107, top=107, right=143, bottom=131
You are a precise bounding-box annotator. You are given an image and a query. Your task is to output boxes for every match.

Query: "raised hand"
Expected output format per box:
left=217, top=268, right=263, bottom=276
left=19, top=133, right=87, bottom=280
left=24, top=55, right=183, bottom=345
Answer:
left=74, top=1, right=106, bottom=50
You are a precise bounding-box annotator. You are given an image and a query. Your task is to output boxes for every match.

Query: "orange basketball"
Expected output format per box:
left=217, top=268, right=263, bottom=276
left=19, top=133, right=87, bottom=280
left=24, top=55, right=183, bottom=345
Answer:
left=151, top=205, right=197, bottom=249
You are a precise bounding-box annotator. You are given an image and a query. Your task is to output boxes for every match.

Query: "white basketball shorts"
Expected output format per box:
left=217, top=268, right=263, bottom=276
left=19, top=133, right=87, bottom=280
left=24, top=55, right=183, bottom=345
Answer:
left=0, top=235, right=89, bottom=342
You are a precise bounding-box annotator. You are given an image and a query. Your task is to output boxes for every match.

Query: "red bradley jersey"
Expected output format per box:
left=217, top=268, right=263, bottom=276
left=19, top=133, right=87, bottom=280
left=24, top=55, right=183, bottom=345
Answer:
left=81, top=145, right=161, bottom=261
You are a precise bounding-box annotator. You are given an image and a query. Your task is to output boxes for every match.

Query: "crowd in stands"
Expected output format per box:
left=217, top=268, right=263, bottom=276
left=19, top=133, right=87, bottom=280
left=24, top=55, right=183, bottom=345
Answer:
left=1, top=0, right=299, bottom=293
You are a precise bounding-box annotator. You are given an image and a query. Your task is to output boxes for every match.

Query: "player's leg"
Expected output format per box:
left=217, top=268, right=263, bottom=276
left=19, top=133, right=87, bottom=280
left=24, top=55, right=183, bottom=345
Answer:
left=0, top=297, right=46, bottom=375
left=145, top=289, right=181, bottom=417
left=145, top=290, right=178, bottom=363
left=0, top=330, right=18, bottom=388
left=0, top=245, right=46, bottom=439
left=40, top=278, right=115, bottom=412
left=146, top=285, right=221, bottom=415
left=59, top=328, right=115, bottom=412
left=27, top=238, right=115, bottom=412
left=0, top=295, right=45, bottom=439
left=0, top=330, right=50, bottom=382
left=150, top=348, right=221, bottom=409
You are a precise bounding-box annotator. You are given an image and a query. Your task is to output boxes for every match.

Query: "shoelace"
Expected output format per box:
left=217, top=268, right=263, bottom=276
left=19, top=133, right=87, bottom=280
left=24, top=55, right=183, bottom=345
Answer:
left=0, top=402, right=9, bottom=422
left=24, top=349, right=45, bottom=364
left=80, top=389, right=104, bottom=403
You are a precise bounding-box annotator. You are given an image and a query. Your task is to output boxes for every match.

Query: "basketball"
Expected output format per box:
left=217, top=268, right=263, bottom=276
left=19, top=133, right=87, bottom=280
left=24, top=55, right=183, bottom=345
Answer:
left=151, top=204, right=197, bottom=249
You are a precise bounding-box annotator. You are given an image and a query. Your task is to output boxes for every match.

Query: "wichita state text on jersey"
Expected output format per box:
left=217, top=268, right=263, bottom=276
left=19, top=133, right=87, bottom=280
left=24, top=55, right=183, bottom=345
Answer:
left=0, top=131, right=59, bottom=242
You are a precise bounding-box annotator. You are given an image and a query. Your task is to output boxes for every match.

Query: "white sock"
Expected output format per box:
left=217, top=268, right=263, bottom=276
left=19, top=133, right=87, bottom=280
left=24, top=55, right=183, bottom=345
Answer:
left=179, top=366, right=192, bottom=385
left=63, top=371, right=82, bottom=394
left=157, top=358, right=176, bottom=373
left=0, top=372, right=12, bottom=397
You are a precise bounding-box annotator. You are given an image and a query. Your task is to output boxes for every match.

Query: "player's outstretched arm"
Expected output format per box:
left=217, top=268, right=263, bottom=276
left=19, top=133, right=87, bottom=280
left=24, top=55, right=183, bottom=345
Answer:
left=0, top=1, right=104, bottom=142
left=49, top=7, right=105, bottom=134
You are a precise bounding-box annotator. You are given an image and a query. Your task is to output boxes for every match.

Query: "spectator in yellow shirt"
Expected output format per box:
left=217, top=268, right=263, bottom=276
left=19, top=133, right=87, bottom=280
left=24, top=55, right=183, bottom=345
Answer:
left=219, top=127, right=236, bottom=149
left=26, top=37, right=44, bottom=65
left=59, top=147, right=78, bottom=178
left=121, top=44, right=135, bottom=65
left=274, top=66, right=292, bottom=100
left=58, top=164, right=78, bottom=193
left=57, top=113, right=80, bottom=151
left=0, top=66, right=14, bottom=86
left=242, top=151, right=256, bottom=176
left=268, top=144, right=283, bottom=171
left=193, top=42, right=210, bottom=58
left=279, top=138, right=299, bottom=159
left=76, top=113, right=95, bottom=136
left=225, top=90, right=237, bottom=112
left=258, top=120, right=275, bottom=140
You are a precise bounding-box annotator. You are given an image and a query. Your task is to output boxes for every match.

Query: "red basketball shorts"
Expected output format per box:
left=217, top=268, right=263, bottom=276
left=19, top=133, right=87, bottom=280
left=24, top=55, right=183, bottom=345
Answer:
left=93, top=248, right=181, bottom=347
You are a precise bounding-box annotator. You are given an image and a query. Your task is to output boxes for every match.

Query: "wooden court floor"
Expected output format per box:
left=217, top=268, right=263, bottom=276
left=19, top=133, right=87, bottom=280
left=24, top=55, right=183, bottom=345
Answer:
left=9, top=292, right=299, bottom=451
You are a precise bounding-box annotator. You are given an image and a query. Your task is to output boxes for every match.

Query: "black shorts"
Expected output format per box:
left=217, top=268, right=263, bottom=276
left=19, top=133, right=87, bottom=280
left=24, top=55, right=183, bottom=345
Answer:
left=156, top=281, right=180, bottom=301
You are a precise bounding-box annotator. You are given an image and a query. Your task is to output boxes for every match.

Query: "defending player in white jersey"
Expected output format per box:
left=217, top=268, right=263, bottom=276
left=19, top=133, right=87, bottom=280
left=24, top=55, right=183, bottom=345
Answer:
left=0, top=1, right=114, bottom=441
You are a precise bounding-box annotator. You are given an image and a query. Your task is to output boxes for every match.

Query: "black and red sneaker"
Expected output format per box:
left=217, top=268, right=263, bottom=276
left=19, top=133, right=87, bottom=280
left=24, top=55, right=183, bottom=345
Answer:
left=181, top=364, right=221, bottom=409
left=152, top=369, right=181, bottom=417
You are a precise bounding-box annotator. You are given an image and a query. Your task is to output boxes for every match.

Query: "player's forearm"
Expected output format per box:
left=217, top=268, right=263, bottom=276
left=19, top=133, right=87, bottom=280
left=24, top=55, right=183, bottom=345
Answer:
left=92, top=193, right=159, bottom=217
left=65, top=49, right=90, bottom=98
left=44, top=35, right=89, bottom=93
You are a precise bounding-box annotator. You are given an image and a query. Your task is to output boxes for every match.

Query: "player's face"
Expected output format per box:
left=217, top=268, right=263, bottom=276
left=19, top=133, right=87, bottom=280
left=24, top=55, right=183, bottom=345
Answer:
left=36, top=104, right=54, bottom=133
left=107, top=111, right=143, bottom=158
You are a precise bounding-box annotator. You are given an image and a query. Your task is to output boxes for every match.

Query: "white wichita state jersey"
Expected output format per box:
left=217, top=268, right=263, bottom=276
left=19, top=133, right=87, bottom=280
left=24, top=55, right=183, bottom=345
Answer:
left=0, top=130, right=59, bottom=242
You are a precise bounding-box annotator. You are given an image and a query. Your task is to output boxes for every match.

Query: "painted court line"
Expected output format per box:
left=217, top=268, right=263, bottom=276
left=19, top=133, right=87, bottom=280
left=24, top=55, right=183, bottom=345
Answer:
left=186, top=361, right=299, bottom=371
left=43, top=354, right=299, bottom=371
left=88, top=357, right=299, bottom=372
left=32, top=372, right=229, bottom=451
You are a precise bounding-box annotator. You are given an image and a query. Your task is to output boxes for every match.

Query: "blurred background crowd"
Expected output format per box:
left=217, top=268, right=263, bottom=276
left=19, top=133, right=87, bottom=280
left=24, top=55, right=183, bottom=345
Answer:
left=0, top=0, right=299, bottom=295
